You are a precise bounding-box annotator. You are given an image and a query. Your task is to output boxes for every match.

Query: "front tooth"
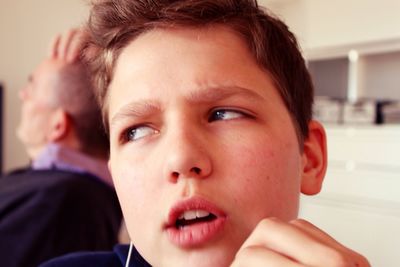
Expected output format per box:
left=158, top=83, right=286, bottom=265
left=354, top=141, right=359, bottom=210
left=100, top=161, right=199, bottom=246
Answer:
left=183, top=210, right=197, bottom=220
left=196, top=210, right=210, bottom=218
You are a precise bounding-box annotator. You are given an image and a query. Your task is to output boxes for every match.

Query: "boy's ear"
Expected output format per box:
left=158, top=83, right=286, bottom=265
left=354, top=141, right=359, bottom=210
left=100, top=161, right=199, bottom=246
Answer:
left=300, top=120, right=327, bottom=195
left=47, top=109, right=70, bottom=142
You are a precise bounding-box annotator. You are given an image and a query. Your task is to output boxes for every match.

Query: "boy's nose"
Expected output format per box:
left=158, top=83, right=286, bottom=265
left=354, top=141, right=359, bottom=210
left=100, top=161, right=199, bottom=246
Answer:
left=163, top=128, right=212, bottom=183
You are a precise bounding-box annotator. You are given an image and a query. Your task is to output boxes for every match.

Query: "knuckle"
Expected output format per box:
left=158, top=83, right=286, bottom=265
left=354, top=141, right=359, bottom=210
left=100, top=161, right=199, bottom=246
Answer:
left=323, top=248, right=351, bottom=267
left=232, top=247, right=254, bottom=267
left=352, top=252, right=371, bottom=267
left=290, top=218, right=309, bottom=227
left=318, top=243, right=370, bottom=267
left=257, top=217, right=280, bottom=229
left=236, top=246, right=252, bottom=258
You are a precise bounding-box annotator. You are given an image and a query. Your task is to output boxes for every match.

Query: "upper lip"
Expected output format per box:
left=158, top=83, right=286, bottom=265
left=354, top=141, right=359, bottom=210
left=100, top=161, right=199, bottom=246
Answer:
left=164, top=196, right=226, bottom=229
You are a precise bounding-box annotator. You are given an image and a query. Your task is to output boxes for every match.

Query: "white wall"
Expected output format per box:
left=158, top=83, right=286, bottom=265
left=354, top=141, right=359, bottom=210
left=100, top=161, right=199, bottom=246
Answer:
left=260, top=0, right=309, bottom=49
left=303, top=0, right=400, bottom=49
left=0, top=0, right=89, bottom=172
left=263, top=0, right=400, bottom=50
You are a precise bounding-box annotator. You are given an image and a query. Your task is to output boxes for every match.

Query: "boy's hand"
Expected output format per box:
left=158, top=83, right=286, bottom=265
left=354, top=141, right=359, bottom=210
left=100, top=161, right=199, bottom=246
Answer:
left=48, top=28, right=86, bottom=63
left=231, top=218, right=370, bottom=267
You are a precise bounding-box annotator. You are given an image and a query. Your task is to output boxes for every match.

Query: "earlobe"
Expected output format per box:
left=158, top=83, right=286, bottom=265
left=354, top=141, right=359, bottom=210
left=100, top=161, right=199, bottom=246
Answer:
left=47, top=109, right=69, bottom=142
left=107, top=159, right=112, bottom=173
left=300, top=120, right=327, bottom=195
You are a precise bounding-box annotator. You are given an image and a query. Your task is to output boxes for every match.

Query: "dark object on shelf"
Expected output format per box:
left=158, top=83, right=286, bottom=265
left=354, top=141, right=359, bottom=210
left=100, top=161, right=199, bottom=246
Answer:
left=377, top=101, right=400, bottom=124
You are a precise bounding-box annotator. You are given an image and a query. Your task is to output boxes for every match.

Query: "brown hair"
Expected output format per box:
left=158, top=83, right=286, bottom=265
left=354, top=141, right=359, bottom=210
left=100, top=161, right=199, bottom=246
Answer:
left=84, top=0, right=314, bottom=144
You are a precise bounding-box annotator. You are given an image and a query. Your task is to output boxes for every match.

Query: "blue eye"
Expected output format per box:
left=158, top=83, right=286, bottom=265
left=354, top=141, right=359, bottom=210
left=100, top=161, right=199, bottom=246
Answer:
left=208, top=109, right=245, bottom=122
left=124, top=125, right=158, bottom=142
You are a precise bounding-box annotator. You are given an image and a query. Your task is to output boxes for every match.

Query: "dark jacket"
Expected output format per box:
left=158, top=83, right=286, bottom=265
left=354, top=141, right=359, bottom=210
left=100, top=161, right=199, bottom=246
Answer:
left=40, top=244, right=151, bottom=267
left=0, top=168, right=122, bottom=267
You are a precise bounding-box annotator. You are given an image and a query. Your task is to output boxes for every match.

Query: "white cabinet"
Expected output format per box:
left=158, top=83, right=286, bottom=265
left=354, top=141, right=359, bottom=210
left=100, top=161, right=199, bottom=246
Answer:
left=299, top=125, right=400, bottom=267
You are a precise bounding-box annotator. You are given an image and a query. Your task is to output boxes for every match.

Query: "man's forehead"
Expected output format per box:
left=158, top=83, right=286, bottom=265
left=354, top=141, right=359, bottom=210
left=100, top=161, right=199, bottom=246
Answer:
left=29, top=59, right=64, bottom=98
left=36, top=58, right=65, bottom=75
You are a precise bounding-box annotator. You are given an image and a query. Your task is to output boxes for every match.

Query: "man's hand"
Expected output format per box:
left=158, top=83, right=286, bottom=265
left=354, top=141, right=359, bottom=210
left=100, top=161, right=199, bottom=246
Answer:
left=48, top=28, right=86, bottom=63
left=231, top=218, right=370, bottom=267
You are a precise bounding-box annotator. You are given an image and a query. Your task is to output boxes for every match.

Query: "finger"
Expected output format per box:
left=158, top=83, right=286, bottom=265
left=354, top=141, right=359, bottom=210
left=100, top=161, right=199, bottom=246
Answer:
left=57, top=28, right=79, bottom=61
left=238, top=218, right=350, bottom=267
left=290, top=219, right=370, bottom=266
left=231, top=245, right=304, bottom=267
left=48, top=34, right=61, bottom=59
left=66, top=30, right=86, bottom=63
left=290, top=219, right=368, bottom=266
left=290, top=219, right=345, bottom=251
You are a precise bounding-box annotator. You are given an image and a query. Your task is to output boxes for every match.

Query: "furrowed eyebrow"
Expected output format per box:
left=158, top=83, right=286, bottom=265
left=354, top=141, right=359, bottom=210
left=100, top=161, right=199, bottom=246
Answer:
left=110, top=86, right=264, bottom=127
left=186, top=86, right=264, bottom=104
left=110, top=100, right=161, bottom=127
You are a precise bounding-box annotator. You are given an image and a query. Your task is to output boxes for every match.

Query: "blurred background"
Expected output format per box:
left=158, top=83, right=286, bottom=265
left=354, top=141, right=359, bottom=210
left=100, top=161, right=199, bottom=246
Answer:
left=0, top=0, right=89, bottom=172
left=1, top=0, right=399, bottom=266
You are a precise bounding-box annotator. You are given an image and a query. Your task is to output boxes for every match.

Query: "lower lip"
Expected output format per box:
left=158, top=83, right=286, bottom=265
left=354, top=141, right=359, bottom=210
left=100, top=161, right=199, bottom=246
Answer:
left=166, top=217, right=226, bottom=247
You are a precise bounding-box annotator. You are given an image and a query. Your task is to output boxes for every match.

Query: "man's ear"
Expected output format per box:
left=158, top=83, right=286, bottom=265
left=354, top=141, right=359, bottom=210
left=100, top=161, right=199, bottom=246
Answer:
left=107, top=159, right=112, bottom=173
left=300, top=120, right=327, bottom=195
left=47, top=109, right=70, bottom=142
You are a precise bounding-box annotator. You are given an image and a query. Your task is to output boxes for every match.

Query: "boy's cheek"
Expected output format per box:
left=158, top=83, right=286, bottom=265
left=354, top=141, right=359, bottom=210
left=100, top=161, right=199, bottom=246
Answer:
left=112, top=163, right=149, bottom=202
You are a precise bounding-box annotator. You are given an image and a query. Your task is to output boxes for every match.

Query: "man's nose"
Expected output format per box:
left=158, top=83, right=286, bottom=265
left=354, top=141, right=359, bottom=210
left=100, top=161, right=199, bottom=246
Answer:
left=19, top=87, right=28, bottom=100
left=163, top=126, right=212, bottom=183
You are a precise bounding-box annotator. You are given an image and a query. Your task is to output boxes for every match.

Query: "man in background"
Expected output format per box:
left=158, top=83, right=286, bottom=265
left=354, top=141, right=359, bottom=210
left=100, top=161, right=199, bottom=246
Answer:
left=0, top=29, right=122, bottom=267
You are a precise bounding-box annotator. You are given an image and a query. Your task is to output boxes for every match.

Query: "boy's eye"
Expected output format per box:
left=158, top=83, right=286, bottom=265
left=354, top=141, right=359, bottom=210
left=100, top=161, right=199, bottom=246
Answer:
left=123, top=125, right=158, bottom=142
left=208, top=109, right=245, bottom=122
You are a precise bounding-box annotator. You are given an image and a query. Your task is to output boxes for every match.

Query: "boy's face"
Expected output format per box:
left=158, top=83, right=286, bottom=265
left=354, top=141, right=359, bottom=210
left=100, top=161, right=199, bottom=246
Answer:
left=108, top=26, right=310, bottom=266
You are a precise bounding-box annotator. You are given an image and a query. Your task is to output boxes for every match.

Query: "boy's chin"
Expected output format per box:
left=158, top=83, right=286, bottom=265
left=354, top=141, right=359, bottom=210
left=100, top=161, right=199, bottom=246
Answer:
left=165, top=255, right=233, bottom=267
left=152, top=245, right=237, bottom=267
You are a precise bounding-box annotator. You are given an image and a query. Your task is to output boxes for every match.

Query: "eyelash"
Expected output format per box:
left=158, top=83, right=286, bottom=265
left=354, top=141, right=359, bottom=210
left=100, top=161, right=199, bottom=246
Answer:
left=208, top=108, right=252, bottom=122
left=119, top=124, right=157, bottom=144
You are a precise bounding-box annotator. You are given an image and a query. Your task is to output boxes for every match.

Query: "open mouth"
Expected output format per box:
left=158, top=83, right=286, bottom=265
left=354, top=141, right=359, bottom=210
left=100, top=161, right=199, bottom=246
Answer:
left=165, top=197, right=227, bottom=247
left=175, top=210, right=217, bottom=229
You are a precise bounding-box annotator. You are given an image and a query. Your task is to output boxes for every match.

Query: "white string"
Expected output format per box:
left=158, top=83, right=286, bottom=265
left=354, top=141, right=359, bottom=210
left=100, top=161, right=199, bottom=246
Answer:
left=125, top=240, right=134, bottom=267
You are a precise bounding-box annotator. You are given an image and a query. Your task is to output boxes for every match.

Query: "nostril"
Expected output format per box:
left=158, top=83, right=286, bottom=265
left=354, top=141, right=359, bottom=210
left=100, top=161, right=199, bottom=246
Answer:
left=170, top=167, right=203, bottom=182
left=191, top=167, right=201, bottom=175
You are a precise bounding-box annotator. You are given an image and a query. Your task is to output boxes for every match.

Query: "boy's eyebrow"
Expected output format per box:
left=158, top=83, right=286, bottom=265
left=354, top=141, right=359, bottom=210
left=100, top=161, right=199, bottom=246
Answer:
left=110, top=86, right=264, bottom=126
left=110, top=100, right=161, bottom=127
left=187, top=85, right=265, bottom=104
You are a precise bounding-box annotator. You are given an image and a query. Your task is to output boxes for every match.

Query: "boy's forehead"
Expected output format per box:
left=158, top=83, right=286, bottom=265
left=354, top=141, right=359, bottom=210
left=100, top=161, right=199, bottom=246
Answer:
left=112, top=25, right=263, bottom=92
left=117, top=24, right=254, bottom=64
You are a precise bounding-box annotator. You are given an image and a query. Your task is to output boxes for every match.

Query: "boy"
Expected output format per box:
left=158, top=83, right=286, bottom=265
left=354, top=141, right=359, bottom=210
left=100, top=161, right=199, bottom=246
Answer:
left=42, top=0, right=370, bottom=266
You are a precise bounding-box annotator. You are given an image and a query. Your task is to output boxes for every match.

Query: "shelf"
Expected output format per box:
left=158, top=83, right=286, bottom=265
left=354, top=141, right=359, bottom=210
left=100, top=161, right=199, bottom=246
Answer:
left=306, top=38, right=400, bottom=102
left=304, top=37, right=400, bottom=60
